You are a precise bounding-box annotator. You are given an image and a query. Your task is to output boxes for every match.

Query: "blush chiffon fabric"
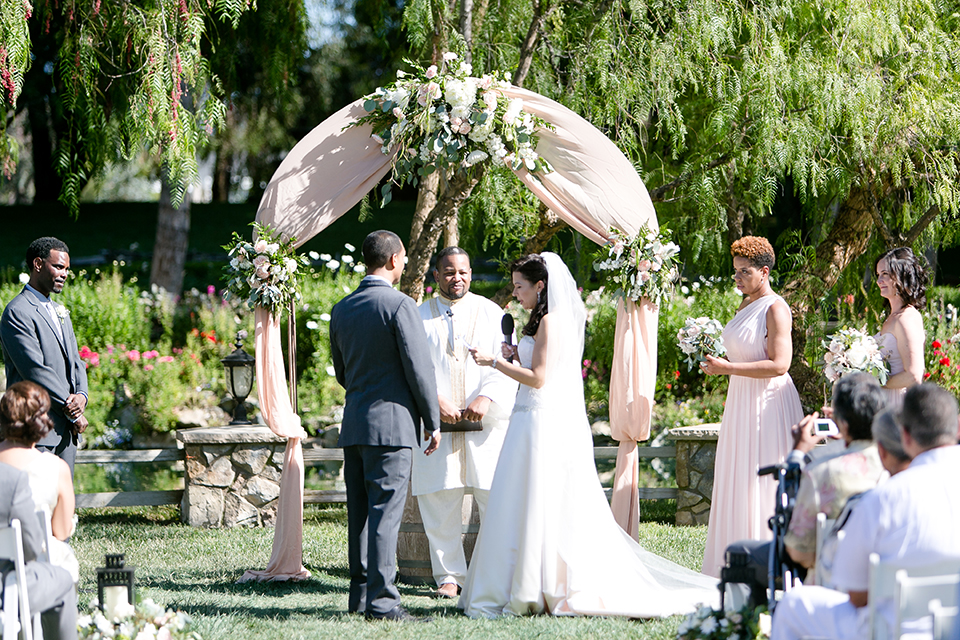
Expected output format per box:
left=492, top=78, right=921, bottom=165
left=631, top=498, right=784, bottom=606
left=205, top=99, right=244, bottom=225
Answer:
left=701, top=295, right=804, bottom=577
left=244, top=84, right=662, bottom=580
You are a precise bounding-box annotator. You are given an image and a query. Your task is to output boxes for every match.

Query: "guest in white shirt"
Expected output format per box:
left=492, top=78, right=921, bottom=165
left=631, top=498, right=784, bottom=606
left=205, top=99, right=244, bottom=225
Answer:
left=772, top=383, right=960, bottom=640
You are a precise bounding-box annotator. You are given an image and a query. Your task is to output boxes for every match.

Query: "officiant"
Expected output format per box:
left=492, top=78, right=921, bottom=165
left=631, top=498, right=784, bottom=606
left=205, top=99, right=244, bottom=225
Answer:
left=413, top=247, right=518, bottom=598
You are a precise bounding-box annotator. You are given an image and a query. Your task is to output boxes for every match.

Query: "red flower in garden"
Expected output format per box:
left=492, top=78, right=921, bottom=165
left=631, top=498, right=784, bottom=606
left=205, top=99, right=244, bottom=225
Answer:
left=674, top=370, right=680, bottom=379
left=940, top=356, right=951, bottom=367
left=932, top=340, right=942, bottom=349
left=924, top=372, right=932, bottom=379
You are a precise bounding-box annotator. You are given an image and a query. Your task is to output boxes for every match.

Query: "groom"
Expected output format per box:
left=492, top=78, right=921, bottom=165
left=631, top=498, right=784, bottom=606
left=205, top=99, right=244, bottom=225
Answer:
left=330, top=230, right=442, bottom=621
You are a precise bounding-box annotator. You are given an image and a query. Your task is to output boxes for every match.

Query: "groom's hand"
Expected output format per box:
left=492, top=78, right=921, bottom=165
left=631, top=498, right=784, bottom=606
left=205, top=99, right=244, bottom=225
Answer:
left=438, top=395, right=462, bottom=423
left=424, top=430, right=442, bottom=455
left=462, top=396, right=491, bottom=423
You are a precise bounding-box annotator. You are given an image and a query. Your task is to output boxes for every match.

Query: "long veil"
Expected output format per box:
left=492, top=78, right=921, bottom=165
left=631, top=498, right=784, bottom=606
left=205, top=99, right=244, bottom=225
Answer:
left=541, top=252, right=587, bottom=412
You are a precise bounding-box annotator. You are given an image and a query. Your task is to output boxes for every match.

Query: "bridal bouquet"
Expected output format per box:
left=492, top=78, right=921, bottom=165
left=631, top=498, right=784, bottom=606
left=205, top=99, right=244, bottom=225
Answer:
left=677, top=316, right=726, bottom=372
left=593, top=224, right=680, bottom=306
left=677, top=604, right=770, bottom=640
left=78, top=598, right=202, bottom=640
left=350, top=52, right=553, bottom=206
left=822, top=327, right=889, bottom=385
left=222, top=222, right=309, bottom=314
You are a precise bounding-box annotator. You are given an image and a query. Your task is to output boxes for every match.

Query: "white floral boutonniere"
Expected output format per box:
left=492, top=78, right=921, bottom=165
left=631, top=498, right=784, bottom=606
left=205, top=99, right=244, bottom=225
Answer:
left=55, top=304, right=70, bottom=325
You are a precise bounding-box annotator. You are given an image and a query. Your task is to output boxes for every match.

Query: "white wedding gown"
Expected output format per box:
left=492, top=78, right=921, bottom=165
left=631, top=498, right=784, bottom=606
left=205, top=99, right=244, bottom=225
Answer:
left=460, top=333, right=720, bottom=618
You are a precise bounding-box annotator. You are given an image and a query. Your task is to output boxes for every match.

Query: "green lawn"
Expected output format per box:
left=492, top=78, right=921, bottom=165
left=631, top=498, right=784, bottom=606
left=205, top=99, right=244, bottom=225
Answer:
left=73, top=504, right=707, bottom=640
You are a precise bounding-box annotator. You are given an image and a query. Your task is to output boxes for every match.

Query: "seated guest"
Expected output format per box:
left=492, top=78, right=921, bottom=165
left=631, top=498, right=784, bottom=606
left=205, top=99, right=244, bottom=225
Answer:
left=816, top=408, right=913, bottom=589
left=0, top=381, right=79, bottom=582
left=783, top=372, right=887, bottom=571
left=0, top=462, right=77, bottom=640
left=871, top=408, right=913, bottom=477
left=772, top=383, right=960, bottom=640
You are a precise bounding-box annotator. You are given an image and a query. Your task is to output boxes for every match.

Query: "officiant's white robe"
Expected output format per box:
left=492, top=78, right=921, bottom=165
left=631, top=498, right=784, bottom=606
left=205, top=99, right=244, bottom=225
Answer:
left=412, top=292, right=517, bottom=587
left=412, top=292, right=517, bottom=495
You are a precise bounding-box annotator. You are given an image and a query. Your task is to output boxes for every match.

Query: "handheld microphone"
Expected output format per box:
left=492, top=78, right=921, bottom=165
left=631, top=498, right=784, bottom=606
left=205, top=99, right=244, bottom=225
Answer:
left=501, top=314, right=515, bottom=362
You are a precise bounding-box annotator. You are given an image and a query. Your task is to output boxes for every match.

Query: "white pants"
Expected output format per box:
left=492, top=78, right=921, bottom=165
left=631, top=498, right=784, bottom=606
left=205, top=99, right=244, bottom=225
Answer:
left=417, top=487, right=489, bottom=587
left=772, top=586, right=867, bottom=640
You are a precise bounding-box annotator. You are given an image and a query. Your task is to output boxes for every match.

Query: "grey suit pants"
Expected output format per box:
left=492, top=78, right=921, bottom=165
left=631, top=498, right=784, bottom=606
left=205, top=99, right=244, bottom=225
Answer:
left=343, top=445, right=412, bottom=616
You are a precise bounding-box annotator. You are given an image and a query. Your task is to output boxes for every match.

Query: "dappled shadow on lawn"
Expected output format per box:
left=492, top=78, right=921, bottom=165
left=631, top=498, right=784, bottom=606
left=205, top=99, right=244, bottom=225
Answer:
left=147, top=574, right=344, bottom=597
left=79, top=505, right=181, bottom=526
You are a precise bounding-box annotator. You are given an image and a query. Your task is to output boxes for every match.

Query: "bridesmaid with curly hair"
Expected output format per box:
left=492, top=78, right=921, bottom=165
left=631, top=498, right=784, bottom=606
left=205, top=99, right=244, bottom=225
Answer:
left=699, top=236, right=804, bottom=577
left=874, top=247, right=927, bottom=409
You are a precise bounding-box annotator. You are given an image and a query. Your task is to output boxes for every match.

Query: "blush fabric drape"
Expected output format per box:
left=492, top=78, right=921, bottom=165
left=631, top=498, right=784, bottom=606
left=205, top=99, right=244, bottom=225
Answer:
left=242, top=83, right=659, bottom=581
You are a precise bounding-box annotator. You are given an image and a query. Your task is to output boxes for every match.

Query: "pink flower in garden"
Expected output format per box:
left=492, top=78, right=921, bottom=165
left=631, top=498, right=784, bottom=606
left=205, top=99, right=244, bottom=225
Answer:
left=207, top=285, right=216, bottom=296
left=425, top=65, right=438, bottom=79
left=106, top=345, right=115, bottom=354
left=126, top=350, right=141, bottom=362
left=425, top=286, right=433, bottom=294
left=845, top=294, right=855, bottom=305
left=637, top=259, right=652, bottom=272
left=143, top=350, right=159, bottom=360
left=144, top=364, right=154, bottom=371
left=477, top=76, right=493, bottom=90
left=254, top=239, right=268, bottom=254
left=392, top=107, right=404, bottom=119
left=159, top=356, right=175, bottom=363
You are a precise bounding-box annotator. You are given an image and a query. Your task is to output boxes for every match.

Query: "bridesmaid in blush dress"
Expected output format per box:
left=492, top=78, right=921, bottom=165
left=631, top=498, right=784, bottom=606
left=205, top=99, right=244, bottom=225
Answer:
left=699, top=237, right=804, bottom=578
left=873, top=247, right=927, bottom=410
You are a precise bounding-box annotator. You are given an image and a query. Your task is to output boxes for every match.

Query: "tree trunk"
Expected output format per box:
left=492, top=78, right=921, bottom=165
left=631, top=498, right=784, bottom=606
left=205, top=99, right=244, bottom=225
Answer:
left=444, top=212, right=459, bottom=247
left=150, top=177, right=192, bottom=297
left=780, top=184, right=876, bottom=407
left=401, top=167, right=486, bottom=302
left=408, top=171, right=439, bottom=252
left=212, top=109, right=236, bottom=203
left=459, top=0, right=474, bottom=65
left=491, top=204, right=568, bottom=307
left=26, top=92, right=61, bottom=203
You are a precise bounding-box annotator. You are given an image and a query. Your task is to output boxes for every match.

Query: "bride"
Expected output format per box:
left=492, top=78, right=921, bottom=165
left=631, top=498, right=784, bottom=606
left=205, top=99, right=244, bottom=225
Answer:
left=462, top=252, right=719, bottom=618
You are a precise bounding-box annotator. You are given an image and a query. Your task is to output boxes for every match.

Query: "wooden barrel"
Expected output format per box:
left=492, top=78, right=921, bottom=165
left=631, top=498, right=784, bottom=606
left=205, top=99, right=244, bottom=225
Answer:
left=396, top=482, right=480, bottom=585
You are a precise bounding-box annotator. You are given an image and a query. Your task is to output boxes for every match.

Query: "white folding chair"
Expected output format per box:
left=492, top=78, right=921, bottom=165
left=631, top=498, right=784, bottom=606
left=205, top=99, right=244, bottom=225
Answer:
left=930, top=597, right=960, bottom=640
left=895, top=570, right=960, bottom=640
left=868, top=554, right=960, bottom=640
left=0, top=519, right=36, bottom=640
left=813, top=513, right=836, bottom=586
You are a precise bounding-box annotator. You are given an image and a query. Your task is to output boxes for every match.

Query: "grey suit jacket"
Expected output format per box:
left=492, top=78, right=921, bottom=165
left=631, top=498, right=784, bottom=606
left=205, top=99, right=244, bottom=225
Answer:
left=1, top=288, right=88, bottom=448
left=330, top=277, right=440, bottom=448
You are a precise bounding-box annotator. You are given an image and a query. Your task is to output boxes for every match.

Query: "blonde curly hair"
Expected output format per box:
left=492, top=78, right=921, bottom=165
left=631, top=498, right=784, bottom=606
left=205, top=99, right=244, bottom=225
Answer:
left=731, top=236, right=775, bottom=270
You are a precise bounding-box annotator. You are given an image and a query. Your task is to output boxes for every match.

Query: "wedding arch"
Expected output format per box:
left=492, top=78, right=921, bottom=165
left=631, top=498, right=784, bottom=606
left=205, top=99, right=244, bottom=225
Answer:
left=239, top=85, right=660, bottom=582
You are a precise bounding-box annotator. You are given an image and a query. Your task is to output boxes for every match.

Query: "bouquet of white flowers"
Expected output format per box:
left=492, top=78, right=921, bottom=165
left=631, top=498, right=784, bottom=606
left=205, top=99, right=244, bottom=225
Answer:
left=593, top=223, right=681, bottom=306
left=222, top=222, right=309, bottom=314
left=677, top=316, right=727, bottom=372
left=677, top=604, right=769, bottom=640
left=822, top=327, right=889, bottom=385
left=78, top=598, right=202, bottom=640
left=350, top=52, right=553, bottom=206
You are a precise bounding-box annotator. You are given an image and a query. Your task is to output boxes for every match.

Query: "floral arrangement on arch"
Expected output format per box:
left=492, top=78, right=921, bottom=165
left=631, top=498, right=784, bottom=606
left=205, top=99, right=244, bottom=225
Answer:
left=351, top=52, right=553, bottom=205
left=822, top=327, right=889, bottom=385
left=222, top=222, right=309, bottom=314
left=78, top=598, right=202, bottom=640
left=593, top=223, right=681, bottom=306
left=677, top=604, right=770, bottom=640
left=677, top=316, right=727, bottom=372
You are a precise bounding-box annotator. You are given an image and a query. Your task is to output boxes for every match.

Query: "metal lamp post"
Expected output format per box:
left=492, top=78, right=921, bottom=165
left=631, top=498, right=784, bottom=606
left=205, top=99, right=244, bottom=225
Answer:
left=221, top=331, right=256, bottom=425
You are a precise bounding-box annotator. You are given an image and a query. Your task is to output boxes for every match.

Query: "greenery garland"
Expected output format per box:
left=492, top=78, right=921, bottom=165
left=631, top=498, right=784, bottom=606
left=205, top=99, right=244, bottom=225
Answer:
left=351, top=53, right=553, bottom=206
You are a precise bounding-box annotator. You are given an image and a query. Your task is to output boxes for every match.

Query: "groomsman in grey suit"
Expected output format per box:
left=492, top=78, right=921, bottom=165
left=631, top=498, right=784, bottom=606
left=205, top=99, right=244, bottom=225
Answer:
left=1, top=237, right=88, bottom=473
left=330, top=230, right=442, bottom=622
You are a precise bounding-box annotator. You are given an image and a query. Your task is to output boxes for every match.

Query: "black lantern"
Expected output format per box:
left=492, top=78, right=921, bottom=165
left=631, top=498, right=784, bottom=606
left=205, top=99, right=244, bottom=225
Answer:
left=97, top=554, right=135, bottom=618
left=221, top=331, right=256, bottom=425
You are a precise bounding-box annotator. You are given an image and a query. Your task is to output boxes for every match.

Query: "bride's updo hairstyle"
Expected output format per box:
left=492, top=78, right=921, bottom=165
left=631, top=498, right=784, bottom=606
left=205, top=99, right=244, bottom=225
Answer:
left=511, top=254, right=549, bottom=337
left=0, top=381, right=54, bottom=444
left=730, top=236, right=775, bottom=270
left=875, top=247, right=928, bottom=309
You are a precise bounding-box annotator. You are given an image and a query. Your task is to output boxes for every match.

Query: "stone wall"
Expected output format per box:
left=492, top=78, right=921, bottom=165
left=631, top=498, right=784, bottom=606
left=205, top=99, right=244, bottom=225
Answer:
left=177, top=426, right=287, bottom=527
left=668, top=423, right=720, bottom=526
